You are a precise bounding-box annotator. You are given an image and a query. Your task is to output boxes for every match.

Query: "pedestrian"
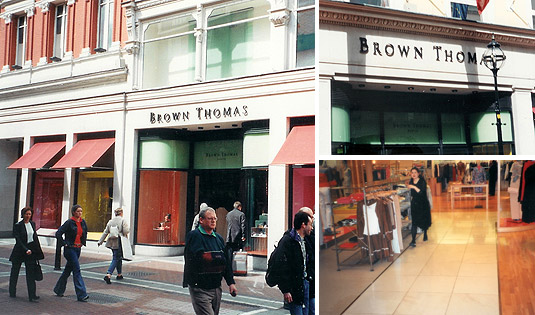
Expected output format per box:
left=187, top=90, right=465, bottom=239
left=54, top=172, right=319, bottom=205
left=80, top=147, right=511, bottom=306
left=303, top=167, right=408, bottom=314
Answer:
left=489, top=160, right=498, bottom=196
left=407, top=167, right=432, bottom=247
left=98, top=207, right=130, bottom=284
left=183, top=207, right=238, bottom=315
left=53, top=204, right=89, bottom=302
left=9, top=207, right=45, bottom=302
left=191, top=202, right=209, bottom=231
left=277, top=211, right=313, bottom=315
left=225, top=201, right=246, bottom=270
left=298, top=207, right=315, bottom=315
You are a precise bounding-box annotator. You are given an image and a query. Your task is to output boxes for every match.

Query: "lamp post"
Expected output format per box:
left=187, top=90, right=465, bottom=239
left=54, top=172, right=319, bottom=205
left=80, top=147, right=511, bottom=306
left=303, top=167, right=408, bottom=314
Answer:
left=482, top=34, right=506, bottom=155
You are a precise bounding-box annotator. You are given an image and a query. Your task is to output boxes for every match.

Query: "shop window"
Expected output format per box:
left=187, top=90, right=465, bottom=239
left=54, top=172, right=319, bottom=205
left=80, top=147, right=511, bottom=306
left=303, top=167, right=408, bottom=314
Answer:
left=15, top=15, right=27, bottom=68
left=205, top=0, right=271, bottom=81
left=441, top=113, right=466, bottom=144
left=96, top=0, right=114, bottom=51
left=296, top=0, right=314, bottom=68
left=32, top=172, right=64, bottom=230
left=137, top=170, right=187, bottom=245
left=469, top=112, right=513, bottom=143
left=245, top=169, right=268, bottom=253
left=384, top=112, right=439, bottom=145
left=52, top=4, right=68, bottom=60
left=292, top=167, right=314, bottom=218
left=142, top=15, right=196, bottom=88
left=350, top=111, right=381, bottom=145
left=76, top=171, right=113, bottom=238
left=139, top=139, right=190, bottom=169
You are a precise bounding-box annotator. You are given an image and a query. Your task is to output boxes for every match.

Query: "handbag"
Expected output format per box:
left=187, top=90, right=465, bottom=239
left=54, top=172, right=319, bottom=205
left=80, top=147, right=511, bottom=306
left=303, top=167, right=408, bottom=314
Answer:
left=33, top=261, right=43, bottom=281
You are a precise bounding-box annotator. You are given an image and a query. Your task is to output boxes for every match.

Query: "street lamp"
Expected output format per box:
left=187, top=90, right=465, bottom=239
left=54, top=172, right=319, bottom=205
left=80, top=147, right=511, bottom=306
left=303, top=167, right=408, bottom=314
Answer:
left=482, top=34, right=506, bottom=155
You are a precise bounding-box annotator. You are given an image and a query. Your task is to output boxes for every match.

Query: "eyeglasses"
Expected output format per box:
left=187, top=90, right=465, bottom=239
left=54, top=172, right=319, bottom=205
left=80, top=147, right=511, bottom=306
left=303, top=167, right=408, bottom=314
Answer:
left=203, top=217, right=217, bottom=221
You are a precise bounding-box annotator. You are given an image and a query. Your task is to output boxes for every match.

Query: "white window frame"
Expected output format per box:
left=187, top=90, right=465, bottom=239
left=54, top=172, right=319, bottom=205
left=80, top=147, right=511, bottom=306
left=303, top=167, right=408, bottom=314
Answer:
left=15, top=15, right=27, bottom=67
left=96, top=0, right=114, bottom=51
left=531, top=0, right=535, bottom=29
left=53, top=4, right=68, bottom=60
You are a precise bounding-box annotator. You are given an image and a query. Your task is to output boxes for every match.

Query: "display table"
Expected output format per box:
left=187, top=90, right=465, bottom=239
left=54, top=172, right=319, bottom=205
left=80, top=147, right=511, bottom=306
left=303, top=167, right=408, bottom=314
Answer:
left=450, top=183, right=488, bottom=209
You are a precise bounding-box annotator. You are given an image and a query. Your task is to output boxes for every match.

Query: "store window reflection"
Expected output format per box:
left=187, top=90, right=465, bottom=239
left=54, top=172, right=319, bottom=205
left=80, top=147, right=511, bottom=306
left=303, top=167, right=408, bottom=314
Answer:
left=137, top=170, right=187, bottom=245
left=32, top=171, right=64, bottom=230
left=77, top=171, right=113, bottom=237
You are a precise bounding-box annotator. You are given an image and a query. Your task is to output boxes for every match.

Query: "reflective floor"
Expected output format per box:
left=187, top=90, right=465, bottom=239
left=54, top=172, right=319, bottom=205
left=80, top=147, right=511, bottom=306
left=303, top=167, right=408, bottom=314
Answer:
left=320, top=194, right=501, bottom=315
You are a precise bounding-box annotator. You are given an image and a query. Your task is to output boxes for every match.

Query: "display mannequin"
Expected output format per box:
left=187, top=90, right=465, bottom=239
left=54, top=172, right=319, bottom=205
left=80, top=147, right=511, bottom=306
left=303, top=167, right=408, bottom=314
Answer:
left=508, top=161, right=523, bottom=221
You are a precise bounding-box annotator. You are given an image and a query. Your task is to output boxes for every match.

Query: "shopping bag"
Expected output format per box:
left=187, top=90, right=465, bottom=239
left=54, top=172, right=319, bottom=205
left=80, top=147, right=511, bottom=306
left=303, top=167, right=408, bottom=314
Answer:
left=121, top=235, right=133, bottom=261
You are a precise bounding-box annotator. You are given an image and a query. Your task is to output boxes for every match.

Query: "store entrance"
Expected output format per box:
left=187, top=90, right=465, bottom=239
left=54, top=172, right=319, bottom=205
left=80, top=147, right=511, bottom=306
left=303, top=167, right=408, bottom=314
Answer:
left=196, top=169, right=245, bottom=242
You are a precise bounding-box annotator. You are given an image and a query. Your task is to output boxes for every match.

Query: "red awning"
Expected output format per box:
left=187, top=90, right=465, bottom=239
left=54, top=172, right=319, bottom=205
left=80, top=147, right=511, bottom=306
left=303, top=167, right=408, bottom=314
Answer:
left=8, top=142, right=66, bottom=169
left=271, top=125, right=315, bottom=165
left=51, top=138, right=115, bottom=169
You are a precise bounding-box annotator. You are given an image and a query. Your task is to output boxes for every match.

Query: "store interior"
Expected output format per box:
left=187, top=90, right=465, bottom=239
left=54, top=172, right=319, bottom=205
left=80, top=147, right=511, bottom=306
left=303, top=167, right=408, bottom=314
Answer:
left=319, top=160, right=535, bottom=315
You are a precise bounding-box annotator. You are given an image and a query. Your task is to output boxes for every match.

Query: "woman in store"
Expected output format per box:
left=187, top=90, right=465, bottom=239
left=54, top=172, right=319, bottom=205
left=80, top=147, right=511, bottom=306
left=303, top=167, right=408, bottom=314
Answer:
left=98, top=208, right=129, bottom=284
left=9, top=207, right=45, bottom=302
left=53, top=204, right=89, bottom=302
left=407, top=167, right=432, bottom=247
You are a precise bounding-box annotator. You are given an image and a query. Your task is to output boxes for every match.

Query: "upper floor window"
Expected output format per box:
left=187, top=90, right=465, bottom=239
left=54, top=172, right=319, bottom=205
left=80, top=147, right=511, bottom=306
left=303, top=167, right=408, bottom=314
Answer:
left=141, top=0, right=271, bottom=89
left=296, top=0, right=314, bottom=68
left=143, top=15, right=196, bottom=88
left=15, top=16, right=27, bottom=67
left=531, top=0, right=535, bottom=29
left=451, top=2, right=480, bottom=21
left=97, top=0, right=114, bottom=51
left=53, top=4, right=68, bottom=60
left=205, top=0, right=271, bottom=81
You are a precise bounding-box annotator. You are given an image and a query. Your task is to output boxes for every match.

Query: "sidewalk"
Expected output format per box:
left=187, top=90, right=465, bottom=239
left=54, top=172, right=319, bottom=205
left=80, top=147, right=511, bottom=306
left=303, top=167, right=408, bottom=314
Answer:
left=0, top=239, right=287, bottom=315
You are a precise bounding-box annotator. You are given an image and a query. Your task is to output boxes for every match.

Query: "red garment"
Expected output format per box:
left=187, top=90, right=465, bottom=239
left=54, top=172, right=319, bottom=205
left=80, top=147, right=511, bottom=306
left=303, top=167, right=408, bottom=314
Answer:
left=71, top=217, right=83, bottom=246
left=319, top=172, right=336, bottom=188
left=520, top=161, right=535, bottom=202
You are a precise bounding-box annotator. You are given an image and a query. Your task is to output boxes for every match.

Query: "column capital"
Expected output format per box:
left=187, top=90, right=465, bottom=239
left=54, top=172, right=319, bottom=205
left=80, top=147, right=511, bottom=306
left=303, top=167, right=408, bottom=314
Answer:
left=1, top=13, right=12, bottom=24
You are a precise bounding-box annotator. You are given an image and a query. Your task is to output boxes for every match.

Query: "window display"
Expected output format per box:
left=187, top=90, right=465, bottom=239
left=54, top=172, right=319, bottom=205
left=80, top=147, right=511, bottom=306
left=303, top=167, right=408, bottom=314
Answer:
left=32, top=171, right=64, bottom=230
left=76, top=171, right=113, bottom=237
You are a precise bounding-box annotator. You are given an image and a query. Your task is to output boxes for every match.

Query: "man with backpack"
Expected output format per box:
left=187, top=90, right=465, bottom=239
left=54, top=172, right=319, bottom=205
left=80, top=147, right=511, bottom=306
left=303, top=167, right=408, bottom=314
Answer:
left=267, top=210, right=313, bottom=315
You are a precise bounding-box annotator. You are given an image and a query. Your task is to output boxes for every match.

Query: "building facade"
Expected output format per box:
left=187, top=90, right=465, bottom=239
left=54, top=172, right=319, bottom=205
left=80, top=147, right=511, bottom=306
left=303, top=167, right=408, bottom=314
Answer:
left=0, top=0, right=315, bottom=261
left=319, top=0, right=535, bottom=155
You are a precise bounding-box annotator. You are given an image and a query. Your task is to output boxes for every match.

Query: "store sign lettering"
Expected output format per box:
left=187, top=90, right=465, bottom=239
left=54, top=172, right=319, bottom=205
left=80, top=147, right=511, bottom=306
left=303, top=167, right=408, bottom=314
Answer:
left=150, top=105, right=249, bottom=124
left=359, top=37, right=483, bottom=65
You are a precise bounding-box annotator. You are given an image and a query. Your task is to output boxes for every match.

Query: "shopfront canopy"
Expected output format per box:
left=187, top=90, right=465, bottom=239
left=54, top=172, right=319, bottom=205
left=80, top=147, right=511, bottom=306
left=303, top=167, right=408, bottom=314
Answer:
left=271, top=125, right=315, bottom=165
left=51, top=138, right=115, bottom=169
left=8, top=141, right=66, bottom=169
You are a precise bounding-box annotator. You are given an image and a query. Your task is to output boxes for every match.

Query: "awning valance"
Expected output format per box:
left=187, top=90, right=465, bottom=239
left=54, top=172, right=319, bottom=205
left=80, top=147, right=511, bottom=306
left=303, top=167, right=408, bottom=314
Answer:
left=8, top=142, right=66, bottom=169
left=271, top=125, right=315, bottom=165
left=51, top=138, right=115, bottom=169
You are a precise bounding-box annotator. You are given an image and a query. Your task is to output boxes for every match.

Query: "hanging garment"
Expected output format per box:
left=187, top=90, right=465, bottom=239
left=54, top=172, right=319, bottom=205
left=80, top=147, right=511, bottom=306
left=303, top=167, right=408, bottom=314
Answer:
left=472, top=166, right=486, bottom=193
left=520, top=163, right=535, bottom=223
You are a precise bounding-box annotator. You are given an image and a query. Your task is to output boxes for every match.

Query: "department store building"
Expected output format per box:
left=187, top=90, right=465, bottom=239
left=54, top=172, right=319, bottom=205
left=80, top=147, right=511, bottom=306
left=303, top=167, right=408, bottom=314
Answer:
left=319, top=0, right=535, bottom=155
left=0, top=0, right=315, bottom=261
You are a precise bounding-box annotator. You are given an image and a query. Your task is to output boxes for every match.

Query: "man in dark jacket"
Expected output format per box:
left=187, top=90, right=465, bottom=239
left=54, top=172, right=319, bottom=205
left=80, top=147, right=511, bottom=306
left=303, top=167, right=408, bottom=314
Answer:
left=183, top=207, right=237, bottom=314
left=226, top=201, right=246, bottom=270
left=277, top=211, right=313, bottom=315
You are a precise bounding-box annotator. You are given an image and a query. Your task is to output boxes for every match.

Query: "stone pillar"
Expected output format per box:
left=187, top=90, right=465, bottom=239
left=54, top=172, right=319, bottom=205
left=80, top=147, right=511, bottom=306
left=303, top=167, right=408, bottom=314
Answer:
left=268, top=0, right=291, bottom=71
left=319, top=77, right=332, bottom=155
left=511, top=87, right=535, bottom=154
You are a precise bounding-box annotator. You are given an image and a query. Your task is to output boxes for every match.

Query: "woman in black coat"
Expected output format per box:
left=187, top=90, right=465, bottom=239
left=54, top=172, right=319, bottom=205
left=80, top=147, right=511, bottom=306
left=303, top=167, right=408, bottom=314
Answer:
left=408, top=167, right=432, bottom=247
left=9, top=207, right=45, bottom=302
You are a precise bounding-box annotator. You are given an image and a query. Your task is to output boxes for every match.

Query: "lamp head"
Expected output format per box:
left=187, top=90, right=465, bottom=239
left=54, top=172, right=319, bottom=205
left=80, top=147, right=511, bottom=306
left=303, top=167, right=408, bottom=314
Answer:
left=482, top=34, right=506, bottom=71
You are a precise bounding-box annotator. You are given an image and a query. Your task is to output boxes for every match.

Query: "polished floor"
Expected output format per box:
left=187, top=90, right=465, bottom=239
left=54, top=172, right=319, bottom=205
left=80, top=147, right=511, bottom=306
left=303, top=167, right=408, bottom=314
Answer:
left=320, top=192, right=505, bottom=315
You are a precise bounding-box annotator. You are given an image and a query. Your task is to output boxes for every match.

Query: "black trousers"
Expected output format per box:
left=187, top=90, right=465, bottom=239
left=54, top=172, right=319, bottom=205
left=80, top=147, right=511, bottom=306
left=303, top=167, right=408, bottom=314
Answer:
left=9, top=259, right=37, bottom=298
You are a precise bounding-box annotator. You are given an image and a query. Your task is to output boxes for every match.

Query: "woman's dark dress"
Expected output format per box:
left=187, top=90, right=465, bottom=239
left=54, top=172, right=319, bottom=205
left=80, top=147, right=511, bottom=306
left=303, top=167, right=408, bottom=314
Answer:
left=410, top=178, right=432, bottom=230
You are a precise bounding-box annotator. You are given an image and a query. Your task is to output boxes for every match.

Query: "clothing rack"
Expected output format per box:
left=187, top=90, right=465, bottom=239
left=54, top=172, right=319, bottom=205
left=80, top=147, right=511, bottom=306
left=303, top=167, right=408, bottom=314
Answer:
left=332, top=181, right=405, bottom=271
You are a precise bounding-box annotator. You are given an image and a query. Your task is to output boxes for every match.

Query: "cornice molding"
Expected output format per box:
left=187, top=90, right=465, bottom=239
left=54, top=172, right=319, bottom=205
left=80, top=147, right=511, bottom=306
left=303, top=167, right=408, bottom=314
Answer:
left=319, top=2, right=535, bottom=49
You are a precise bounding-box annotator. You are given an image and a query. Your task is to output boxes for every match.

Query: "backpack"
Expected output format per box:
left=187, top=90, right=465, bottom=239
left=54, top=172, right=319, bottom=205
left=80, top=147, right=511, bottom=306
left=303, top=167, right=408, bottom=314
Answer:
left=265, top=240, right=287, bottom=287
left=109, top=225, right=120, bottom=239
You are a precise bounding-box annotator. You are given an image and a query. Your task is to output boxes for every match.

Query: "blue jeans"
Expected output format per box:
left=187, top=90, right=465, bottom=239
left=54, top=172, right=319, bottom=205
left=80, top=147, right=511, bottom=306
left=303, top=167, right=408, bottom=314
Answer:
left=107, top=248, right=123, bottom=275
left=288, top=279, right=310, bottom=315
left=53, top=247, right=87, bottom=300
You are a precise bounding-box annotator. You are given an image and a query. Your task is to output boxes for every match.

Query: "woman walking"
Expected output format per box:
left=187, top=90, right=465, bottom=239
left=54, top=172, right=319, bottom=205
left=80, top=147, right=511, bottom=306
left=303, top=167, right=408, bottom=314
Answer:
left=407, top=167, right=432, bottom=247
left=9, top=207, right=44, bottom=302
left=98, top=208, right=129, bottom=284
left=53, top=205, right=89, bottom=302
